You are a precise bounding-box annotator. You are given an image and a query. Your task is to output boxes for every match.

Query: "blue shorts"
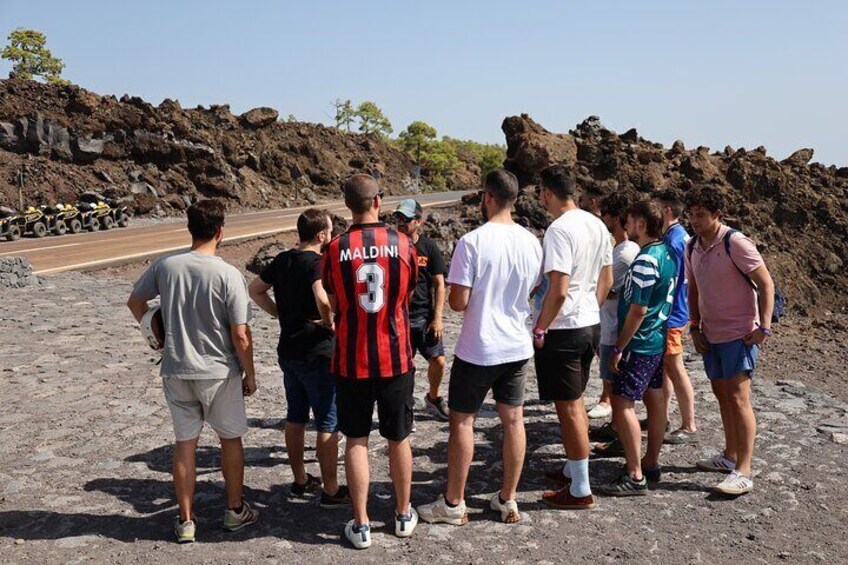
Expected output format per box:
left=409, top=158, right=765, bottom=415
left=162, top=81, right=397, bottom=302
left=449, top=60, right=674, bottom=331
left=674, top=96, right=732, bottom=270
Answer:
left=612, top=350, right=664, bottom=402
left=280, top=359, right=338, bottom=433
left=702, top=339, right=759, bottom=381
left=599, top=344, right=615, bottom=382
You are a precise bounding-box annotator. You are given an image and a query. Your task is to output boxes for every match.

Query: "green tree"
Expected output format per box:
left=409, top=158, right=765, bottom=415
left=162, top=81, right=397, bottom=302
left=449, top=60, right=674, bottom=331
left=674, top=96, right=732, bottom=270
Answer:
left=1, top=28, right=67, bottom=84
left=355, top=101, right=393, bottom=137
left=421, top=141, right=460, bottom=191
left=333, top=99, right=355, bottom=132
left=399, top=120, right=437, bottom=165
left=476, top=143, right=506, bottom=177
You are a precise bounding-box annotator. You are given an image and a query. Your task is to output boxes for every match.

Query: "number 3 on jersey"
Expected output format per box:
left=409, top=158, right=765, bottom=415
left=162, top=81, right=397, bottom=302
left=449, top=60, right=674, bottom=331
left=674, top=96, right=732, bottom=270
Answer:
left=357, top=263, right=385, bottom=313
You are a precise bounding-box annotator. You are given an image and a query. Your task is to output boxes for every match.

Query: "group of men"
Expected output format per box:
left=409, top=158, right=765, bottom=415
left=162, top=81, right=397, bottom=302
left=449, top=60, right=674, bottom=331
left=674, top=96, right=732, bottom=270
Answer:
left=127, top=166, right=774, bottom=549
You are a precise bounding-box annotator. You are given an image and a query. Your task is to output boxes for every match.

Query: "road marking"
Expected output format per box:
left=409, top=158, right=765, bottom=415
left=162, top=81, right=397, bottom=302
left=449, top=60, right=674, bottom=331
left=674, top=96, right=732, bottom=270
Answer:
left=0, top=242, right=81, bottom=256
left=32, top=196, right=466, bottom=274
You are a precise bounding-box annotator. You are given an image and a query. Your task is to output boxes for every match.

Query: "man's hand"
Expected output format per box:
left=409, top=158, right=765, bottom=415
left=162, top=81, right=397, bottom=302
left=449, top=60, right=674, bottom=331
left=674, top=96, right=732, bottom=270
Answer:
left=428, top=319, right=444, bottom=342
left=533, top=335, right=545, bottom=349
left=608, top=349, right=622, bottom=375
left=242, top=374, right=257, bottom=397
left=691, top=328, right=710, bottom=354
left=743, top=328, right=769, bottom=347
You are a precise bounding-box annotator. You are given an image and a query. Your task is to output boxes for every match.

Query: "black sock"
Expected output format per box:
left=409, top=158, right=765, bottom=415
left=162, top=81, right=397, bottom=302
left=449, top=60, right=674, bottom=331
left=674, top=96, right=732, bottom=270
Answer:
left=444, top=496, right=459, bottom=508
left=230, top=504, right=244, bottom=514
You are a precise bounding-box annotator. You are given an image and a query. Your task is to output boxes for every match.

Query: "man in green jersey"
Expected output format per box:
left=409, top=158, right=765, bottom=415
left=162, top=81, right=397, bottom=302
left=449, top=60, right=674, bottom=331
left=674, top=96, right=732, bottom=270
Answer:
left=598, top=200, right=677, bottom=496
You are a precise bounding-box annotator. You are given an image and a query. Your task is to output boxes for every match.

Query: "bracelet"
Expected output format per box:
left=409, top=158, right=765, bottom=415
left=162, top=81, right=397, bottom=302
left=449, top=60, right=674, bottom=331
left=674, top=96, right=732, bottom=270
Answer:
left=613, top=346, right=624, bottom=356
left=689, top=324, right=701, bottom=333
left=758, top=327, right=772, bottom=336
left=532, top=326, right=545, bottom=340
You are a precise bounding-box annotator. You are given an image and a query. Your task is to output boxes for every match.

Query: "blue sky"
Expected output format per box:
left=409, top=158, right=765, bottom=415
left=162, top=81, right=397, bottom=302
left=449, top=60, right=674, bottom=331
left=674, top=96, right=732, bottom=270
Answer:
left=2, top=1, right=846, bottom=164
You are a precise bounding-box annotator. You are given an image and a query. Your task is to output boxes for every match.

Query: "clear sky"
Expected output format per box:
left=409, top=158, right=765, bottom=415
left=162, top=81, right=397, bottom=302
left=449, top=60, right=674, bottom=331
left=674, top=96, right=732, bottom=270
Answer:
left=2, top=1, right=846, bottom=164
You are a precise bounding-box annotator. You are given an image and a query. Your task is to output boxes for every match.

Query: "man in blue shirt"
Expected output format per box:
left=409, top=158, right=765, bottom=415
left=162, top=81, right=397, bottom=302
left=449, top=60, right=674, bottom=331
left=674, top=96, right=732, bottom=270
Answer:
left=655, top=189, right=698, bottom=444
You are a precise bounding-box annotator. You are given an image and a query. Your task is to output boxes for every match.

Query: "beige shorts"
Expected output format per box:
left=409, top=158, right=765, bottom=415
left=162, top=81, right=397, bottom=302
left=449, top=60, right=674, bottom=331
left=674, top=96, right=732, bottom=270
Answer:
left=162, top=377, right=248, bottom=441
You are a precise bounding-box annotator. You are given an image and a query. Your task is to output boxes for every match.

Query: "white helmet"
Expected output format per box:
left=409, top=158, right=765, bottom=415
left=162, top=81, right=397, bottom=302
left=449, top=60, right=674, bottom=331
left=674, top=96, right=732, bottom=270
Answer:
left=140, top=306, right=165, bottom=351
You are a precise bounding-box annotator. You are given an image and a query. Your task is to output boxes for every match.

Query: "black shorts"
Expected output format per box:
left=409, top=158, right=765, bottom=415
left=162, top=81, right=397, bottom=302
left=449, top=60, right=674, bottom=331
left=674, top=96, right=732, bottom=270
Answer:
left=448, top=357, right=528, bottom=414
left=534, top=325, right=599, bottom=401
left=410, top=324, right=445, bottom=361
left=335, top=370, right=414, bottom=441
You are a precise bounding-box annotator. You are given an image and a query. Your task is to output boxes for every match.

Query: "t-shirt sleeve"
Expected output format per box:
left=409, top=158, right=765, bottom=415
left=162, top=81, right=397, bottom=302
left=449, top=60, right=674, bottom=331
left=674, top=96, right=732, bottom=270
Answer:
left=543, top=226, right=573, bottom=276
left=322, top=253, right=335, bottom=295
left=447, top=237, right=475, bottom=287
left=309, top=255, right=322, bottom=283
left=613, top=243, right=640, bottom=293
left=602, top=232, right=614, bottom=267
left=729, top=233, right=765, bottom=275
left=259, top=255, right=278, bottom=285
left=428, top=240, right=446, bottom=276
left=408, top=241, right=419, bottom=287
left=227, top=269, right=252, bottom=325
left=628, top=252, right=661, bottom=306
left=132, top=260, right=160, bottom=300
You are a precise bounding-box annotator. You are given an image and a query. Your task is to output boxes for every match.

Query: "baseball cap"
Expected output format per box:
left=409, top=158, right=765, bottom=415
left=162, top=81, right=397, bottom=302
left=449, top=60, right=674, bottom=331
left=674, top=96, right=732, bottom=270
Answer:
left=394, top=198, right=423, bottom=219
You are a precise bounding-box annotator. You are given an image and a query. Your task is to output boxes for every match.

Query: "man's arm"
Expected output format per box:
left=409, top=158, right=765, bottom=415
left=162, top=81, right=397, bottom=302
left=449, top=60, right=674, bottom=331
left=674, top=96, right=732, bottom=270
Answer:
left=744, top=265, right=775, bottom=346
left=429, top=274, right=446, bottom=340
left=231, top=323, right=257, bottom=396
left=448, top=283, right=471, bottom=312
left=127, top=292, right=149, bottom=323
left=608, top=304, right=647, bottom=373
left=596, top=265, right=613, bottom=307
left=535, top=271, right=569, bottom=333
left=248, top=278, right=277, bottom=318
left=312, top=280, right=334, bottom=328
left=687, top=273, right=709, bottom=353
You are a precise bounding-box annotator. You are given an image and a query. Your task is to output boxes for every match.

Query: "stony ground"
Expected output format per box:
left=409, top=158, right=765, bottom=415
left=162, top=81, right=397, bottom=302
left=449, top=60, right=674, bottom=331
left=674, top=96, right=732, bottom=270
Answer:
left=2, top=255, right=848, bottom=564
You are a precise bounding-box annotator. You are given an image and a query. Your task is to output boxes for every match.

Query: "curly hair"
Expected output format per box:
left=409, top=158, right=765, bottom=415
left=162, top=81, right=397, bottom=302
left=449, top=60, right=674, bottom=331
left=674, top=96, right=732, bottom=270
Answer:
left=627, top=199, right=664, bottom=239
left=684, top=185, right=725, bottom=213
left=599, top=191, right=632, bottom=229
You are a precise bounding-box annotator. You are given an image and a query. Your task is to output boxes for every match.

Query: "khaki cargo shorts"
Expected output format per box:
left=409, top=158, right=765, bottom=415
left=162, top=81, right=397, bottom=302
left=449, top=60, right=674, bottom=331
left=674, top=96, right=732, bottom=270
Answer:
left=162, top=376, right=248, bottom=441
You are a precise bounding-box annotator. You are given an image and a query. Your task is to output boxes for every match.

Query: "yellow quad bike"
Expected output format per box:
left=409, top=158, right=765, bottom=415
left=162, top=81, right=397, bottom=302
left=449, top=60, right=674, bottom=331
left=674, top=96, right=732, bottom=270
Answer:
left=0, top=206, right=25, bottom=241
left=22, top=206, right=51, bottom=238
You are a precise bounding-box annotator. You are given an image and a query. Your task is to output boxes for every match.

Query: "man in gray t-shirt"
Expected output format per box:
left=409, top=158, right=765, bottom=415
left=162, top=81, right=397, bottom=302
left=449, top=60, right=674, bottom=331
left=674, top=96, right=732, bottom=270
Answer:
left=127, top=199, right=259, bottom=543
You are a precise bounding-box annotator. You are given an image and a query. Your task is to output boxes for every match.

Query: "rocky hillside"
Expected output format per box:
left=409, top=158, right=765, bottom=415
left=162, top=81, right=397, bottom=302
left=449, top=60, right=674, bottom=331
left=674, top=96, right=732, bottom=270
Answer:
left=425, top=115, right=848, bottom=316
left=0, top=79, right=419, bottom=214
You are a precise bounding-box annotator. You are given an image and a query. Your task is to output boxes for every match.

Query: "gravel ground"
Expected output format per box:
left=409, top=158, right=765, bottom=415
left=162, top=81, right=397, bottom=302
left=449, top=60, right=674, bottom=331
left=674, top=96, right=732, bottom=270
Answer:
left=1, top=253, right=847, bottom=564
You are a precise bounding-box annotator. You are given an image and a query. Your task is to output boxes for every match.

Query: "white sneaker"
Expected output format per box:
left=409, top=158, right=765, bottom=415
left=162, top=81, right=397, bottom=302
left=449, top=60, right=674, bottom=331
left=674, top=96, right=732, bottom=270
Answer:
left=174, top=517, right=195, bottom=543
left=587, top=403, right=612, bottom=419
left=715, top=471, right=754, bottom=495
left=344, top=520, right=371, bottom=549
left=417, top=496, right=468, bottom=526
left=490, top=493, right=521, bottom=523
left=395, top=507, right=418, bottom=537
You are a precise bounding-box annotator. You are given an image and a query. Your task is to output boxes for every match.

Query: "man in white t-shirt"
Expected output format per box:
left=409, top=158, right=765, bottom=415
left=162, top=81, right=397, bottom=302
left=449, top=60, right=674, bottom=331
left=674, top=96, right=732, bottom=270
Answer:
left=532, top=165, right=613, bottom=510
left=418, top=170, right=542, bottom=525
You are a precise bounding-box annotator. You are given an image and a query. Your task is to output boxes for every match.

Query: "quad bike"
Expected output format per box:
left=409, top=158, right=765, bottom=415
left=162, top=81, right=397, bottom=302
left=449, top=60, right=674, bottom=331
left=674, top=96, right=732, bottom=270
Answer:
left=76, top=192, right=130, bottom=230
left=39, top=204, right=84, bottom=236
left=22, top=206, right=51, bottom=238
left=0, top=206, right=25, bottom=241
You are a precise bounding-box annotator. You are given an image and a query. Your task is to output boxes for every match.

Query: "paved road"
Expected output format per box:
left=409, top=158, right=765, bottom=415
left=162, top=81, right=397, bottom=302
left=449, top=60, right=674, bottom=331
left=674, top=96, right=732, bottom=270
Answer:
left=0, top=191, right=469, bottom=275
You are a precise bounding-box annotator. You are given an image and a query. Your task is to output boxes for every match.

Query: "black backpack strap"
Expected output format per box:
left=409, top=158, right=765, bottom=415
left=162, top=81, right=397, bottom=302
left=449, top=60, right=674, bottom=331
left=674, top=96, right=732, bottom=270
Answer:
left=686, top=235, right=698, bottom=263
left=723, top=229, right=757, bottom=290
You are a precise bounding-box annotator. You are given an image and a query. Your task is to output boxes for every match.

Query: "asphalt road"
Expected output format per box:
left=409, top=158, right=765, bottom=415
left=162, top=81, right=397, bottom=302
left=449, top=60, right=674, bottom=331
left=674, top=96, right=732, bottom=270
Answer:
left=0, top=191, right=469, bottom=275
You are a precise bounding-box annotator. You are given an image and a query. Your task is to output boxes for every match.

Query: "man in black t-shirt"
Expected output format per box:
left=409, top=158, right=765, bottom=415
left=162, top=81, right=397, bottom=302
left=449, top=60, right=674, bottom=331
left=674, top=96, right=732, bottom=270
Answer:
left=394, top=199, right=449, bottom=420
left=248, top=208, right=349, bottom=507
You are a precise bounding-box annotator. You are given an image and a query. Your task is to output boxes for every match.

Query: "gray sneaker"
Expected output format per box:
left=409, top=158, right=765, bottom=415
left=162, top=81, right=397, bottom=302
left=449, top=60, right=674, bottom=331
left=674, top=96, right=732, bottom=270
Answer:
left=664, top=428, right=699, bottom=445
left=223, top=500, right=259, bottom=532
left=174, top=517, right=195, bottom=544
left=425, top=394, right=450, bottom=421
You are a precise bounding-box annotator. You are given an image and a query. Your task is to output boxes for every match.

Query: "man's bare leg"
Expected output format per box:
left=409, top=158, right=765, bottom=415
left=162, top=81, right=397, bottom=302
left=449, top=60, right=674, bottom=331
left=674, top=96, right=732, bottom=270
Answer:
left=284, top=422, right=307, bottom=484
left=316, top=431, right=340, bottom=495
left=497, top=403, right=525, bottom=501
left=663, top=353, right=697, bottom=431
left=445, top=411, right=476, bottom=504
left=345, top=436, right=370, bottom=524
left=220, top=436, right=245, bottom=509
left=727, top=373, right=756, bottom=476
left=388, top=437, right=413, bottom=514
left=427, top=356, right=447, bottom=400
left=173, top=437, right=199, bottom=521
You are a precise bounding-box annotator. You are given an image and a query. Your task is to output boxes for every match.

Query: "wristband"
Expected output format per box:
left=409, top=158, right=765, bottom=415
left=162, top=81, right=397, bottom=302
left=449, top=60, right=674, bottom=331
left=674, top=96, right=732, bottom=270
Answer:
left=758, top=327, right=772, bottom=336
left=532, top=326, right=545, bottom=340
left=613, top=346, right=624, bottom=356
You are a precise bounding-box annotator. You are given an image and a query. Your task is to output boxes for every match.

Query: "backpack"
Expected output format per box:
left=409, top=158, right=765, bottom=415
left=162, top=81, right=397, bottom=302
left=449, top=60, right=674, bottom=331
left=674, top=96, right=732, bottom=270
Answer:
left=687, top=229, right=786, bottom=323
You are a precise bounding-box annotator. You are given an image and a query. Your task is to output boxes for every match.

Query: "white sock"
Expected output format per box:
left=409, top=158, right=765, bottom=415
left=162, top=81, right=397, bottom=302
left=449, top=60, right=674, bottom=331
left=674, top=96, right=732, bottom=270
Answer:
left=562, top=459, right=572, bottom=478
left=569, top=458, right=591, bottom=498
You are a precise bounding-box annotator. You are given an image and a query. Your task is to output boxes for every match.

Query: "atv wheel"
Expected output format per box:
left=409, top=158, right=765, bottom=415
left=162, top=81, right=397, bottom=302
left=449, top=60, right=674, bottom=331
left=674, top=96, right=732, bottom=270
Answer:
left=53, top=220, right=68, bottom=236
left=32, top=222, right=48, bottom=238
left=69, top=219, right=83, bottom=233
left=117, top=213, right=129, bottom=227
left=88, top=219, right=100, bottom=232
left=101, top=216, right=115, bottom=230
left=6, top=225, right=21, bottom=241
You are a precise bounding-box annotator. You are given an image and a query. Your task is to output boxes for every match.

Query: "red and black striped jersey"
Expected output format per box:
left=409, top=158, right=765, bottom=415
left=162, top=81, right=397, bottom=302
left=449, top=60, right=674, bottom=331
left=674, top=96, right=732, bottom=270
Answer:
left=322, top=223, right=418, bottom=379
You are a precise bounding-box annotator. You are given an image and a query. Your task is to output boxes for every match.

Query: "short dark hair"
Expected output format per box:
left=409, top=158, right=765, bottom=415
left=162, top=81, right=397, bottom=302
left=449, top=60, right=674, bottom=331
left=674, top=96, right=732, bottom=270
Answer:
left=600, top=191, right=632, bottom=229
left=684, top=185, right=725, bottom=214
left=343, top=173, right=380, bottom=213
left=628, top=199, right=664, bottom=239
left=654, top=187, right=684, bottom=219
left=297, top=208, right=330, bottom=242
left=582, top=183, right=606, bottom=199
left=484, top=169, right=519, bottom=207
left=187, top=199, right=225, bottom=241
left=539, top=165, right=576, bottom=200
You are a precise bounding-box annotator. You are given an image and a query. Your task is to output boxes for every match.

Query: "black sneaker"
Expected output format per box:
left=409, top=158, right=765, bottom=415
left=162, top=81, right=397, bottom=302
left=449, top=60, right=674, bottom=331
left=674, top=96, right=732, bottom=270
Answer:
left=291, top=473, right=322, bottom=497
left=320, top=485, right=351, bottom=508
left=425, top=393, right=450, bottom=421
left=643, top=464, right=662, bottom=484
left=590, top=422, right=618, bottom=442
left=597, top=473, right=648, bottom=497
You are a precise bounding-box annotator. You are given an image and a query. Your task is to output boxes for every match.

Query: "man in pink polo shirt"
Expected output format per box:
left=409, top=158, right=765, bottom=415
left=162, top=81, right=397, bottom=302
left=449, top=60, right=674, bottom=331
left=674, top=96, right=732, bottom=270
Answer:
left=684, top=186, right=774, bottom=496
